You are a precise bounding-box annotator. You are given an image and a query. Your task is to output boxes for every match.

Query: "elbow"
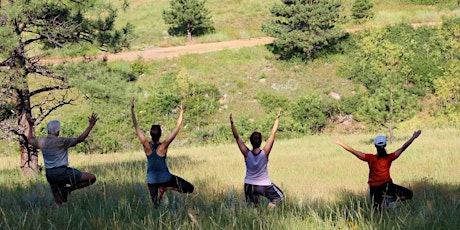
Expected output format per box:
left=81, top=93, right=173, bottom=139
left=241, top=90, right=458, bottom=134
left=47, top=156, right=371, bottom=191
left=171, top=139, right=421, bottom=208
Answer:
left=76, top=135, right=87, bottom=143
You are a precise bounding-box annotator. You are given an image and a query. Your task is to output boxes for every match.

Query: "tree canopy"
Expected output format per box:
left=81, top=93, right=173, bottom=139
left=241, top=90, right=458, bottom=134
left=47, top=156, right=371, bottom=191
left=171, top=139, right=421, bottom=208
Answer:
left=163, top=0, right=215, bottom=41
left=0, top=0, right=133, bottom=174
left=341, top=20, right=460, bottom=136
left=262, top=0, right=346, bottom=60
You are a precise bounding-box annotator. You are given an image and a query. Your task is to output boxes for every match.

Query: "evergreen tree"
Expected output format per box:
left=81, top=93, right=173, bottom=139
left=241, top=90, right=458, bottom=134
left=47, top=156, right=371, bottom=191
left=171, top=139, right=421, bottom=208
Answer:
left=163, top=0, right=214, bottom=42
left=262, top=0, right=346, bottom=60
left=0, top=0, right=133, bottom=175
left=351, top=0, right=374, bottom=22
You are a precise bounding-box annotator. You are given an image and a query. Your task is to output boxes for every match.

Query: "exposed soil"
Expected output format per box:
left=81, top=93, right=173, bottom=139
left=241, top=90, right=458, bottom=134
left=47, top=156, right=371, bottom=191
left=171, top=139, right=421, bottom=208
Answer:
left=42, top=37, right=275, bottom=64
left=42, top=21, right=445, bottom=64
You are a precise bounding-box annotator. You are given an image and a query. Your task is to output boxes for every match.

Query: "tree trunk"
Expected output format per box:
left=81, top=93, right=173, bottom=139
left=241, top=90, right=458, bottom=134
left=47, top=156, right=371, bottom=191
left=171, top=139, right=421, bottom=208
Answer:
left=187, top=24, right=192, bottom=42
left=20, top=140, right=40, bottom=175
left=18, top=110, right=41, bottom=175
left=388, top=86, right=394, bottom=144
left=13, top=66, right=41, bottom=175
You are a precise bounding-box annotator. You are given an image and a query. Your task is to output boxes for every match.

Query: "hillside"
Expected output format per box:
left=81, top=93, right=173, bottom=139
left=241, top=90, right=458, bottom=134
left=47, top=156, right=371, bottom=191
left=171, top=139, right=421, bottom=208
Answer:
left=1, top=0, right=459, bottom=155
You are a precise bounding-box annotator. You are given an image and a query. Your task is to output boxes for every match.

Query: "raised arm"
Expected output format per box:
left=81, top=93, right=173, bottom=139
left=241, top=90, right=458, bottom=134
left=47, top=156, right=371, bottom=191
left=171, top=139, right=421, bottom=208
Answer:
left=230, top=113, right=250, bottom=158
left=393, top=130, right=421, bottom=158
left=131, top=98, right=151, bottom=154
left=157, top=103, right=183, bottom=156
left=332, top=137, right=366, bottom=161
left=262, top=108, right=281, bottom=156
left=76, top=113, right=99, bottom=144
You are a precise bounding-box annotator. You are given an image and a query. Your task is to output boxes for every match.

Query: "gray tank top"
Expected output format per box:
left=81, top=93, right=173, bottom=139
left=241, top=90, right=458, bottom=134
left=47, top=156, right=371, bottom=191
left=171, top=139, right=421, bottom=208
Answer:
left=244, top=150, right=272, bottom=185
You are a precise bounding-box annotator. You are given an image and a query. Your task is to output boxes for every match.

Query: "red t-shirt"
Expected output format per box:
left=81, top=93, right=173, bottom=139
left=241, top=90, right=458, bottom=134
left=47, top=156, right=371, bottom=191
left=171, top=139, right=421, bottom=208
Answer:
left=364, top=153, right=397, bottom=186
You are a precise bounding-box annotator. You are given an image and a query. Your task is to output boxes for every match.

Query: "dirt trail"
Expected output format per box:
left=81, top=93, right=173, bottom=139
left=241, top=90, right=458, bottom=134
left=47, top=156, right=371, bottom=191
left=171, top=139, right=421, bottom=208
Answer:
left=43, top=37, right=275, bottom=64
left=42, top=21, right=444, bottom=64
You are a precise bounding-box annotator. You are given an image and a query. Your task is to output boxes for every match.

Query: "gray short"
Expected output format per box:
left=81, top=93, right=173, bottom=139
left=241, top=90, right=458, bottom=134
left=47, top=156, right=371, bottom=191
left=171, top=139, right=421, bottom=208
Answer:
left=45, top=166, right=82, bottom=193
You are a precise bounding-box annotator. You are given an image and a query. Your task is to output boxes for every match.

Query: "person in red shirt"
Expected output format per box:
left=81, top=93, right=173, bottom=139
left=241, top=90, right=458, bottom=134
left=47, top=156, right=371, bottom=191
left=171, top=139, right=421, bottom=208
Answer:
left=332, top=130, right=421, bottom=210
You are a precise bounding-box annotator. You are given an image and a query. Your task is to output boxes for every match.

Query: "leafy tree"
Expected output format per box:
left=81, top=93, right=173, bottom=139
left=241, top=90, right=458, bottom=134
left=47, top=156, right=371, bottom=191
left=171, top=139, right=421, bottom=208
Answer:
left=347, top=27, right=421, bottom=141
left=262, top=0, right=346, bottom=60
left=0, top=0, right=133, bottom=175
left=162, top=0, right=215, bottom=42
left=437, top=17, right=460, bottom=62
left=351, top=0, right=374, bottom=22
left=434, top=61, right=460, bottom=121
left=432, top=18, right=460, bottom=121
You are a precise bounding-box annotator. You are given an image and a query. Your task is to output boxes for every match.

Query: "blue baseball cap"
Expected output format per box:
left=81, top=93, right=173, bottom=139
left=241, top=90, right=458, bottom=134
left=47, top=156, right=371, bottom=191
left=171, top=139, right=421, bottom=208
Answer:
left=374, top=135, right=387, bottom=147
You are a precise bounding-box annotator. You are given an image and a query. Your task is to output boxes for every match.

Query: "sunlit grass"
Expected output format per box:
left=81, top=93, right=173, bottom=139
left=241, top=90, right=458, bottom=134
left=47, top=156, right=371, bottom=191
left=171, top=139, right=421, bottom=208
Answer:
left=1, top=127, right=459, bottom=229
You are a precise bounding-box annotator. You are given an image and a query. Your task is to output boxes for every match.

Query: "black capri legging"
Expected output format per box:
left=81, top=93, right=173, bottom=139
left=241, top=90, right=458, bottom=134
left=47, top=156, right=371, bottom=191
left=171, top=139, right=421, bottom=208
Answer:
left=147, top=175, right=194, bottom=205
left=370, top=181, right=413, bottom=209
left=244, top=183, right=284, bottom=205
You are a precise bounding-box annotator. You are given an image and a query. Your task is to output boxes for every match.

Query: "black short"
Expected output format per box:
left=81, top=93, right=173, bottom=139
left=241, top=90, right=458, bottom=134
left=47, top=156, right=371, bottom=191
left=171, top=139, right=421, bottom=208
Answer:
left=45, top=167, right=82, bottom=193
left=369, top=181, right=413, bottom=208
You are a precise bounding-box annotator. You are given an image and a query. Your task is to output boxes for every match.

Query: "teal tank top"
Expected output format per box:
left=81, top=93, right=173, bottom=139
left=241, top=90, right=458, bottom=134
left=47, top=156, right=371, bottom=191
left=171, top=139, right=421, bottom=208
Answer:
left=146, top=142, right=173, bottom=184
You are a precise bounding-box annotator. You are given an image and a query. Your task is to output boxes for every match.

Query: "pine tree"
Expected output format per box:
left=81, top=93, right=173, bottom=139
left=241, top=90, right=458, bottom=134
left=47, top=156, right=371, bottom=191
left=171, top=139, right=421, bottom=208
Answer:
left=351, top=0, right=374, bottom=22
left=262, top=0, right=346, bottom=60
left=163, top=0, right=214, bottom=42
left=0, top=0, right=133, bottom=175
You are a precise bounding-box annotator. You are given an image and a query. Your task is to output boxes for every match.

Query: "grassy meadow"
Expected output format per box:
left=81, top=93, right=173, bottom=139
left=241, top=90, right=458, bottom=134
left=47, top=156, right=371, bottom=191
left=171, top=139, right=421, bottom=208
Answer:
left=1, top=128, right=459, bottom=229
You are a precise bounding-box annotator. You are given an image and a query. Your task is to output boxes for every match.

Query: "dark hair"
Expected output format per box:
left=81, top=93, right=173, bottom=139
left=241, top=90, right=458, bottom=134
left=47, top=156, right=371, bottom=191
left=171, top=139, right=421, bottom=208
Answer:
left=150, top=125, right=162, bottom=142
left=376, top=145, right=387, bottom=159
left=250, top=132, right=262, bottom=149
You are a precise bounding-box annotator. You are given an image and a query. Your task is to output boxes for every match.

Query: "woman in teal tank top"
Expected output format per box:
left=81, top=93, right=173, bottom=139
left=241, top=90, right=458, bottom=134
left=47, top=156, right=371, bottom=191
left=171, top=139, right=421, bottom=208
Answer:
left=131, top=98, right=194, bottom=206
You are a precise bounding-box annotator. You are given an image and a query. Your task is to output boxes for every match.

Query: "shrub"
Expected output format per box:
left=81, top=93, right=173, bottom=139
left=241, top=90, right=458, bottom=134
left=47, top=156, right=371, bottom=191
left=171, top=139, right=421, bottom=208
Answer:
left=255, top=91, right=290, bottom=113
left=290, top=93, right=341, bottom=134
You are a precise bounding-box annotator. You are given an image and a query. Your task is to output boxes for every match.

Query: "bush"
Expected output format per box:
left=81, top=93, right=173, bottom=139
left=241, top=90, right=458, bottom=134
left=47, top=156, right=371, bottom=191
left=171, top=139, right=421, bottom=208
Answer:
left=290, top=93, right=341, bottom=134
left=255, top=91, right=290, bottom=113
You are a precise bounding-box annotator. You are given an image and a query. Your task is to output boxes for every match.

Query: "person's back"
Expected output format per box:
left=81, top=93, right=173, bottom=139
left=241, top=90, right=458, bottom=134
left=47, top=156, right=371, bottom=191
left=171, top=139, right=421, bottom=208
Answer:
left=365, top=153, right=397, bottom=186
left=146, top=142, right=173, bottom=184
left=33, top=135, right=77, bottom=168
left=245, top=150, right=271, bottom=186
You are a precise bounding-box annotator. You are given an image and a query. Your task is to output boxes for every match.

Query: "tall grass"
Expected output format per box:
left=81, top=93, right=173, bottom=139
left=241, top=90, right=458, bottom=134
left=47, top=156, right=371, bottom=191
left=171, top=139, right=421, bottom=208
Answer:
left=1, top=127, right=459, bottom=229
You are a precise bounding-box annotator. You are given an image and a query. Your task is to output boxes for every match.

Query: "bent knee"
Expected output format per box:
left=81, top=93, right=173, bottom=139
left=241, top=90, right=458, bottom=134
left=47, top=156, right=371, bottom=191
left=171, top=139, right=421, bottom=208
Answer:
left=184, top=185, right=194, bottom=193
left=406, top=190, right=413, bottom=200
left=81, top=172, right=96, bottom=183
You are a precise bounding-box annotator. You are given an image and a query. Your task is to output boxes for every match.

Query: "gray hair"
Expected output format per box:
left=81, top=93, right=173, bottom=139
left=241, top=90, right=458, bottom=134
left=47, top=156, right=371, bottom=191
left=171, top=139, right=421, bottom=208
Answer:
left=46, top=120, right=61, bottom=135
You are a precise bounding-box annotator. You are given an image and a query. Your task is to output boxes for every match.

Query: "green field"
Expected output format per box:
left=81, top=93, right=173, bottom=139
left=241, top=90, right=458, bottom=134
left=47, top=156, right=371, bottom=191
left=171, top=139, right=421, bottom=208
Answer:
left=1, top=128, right=459, bottom=229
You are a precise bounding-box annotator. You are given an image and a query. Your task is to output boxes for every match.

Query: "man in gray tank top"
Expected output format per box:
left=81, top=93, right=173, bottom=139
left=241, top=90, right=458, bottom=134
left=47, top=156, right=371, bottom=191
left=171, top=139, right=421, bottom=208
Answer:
left=27, top=113, right=99, bottom=206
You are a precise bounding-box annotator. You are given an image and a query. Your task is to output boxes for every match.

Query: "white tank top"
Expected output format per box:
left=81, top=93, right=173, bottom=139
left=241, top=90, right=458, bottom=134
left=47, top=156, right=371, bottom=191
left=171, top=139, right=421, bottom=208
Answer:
left=244, top=150, right=272, bottom=185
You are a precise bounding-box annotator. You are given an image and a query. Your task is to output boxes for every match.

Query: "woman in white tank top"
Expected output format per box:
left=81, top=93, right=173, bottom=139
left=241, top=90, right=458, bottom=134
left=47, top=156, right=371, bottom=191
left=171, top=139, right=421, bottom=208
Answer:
left=230, top=109, right=284, bottom=209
